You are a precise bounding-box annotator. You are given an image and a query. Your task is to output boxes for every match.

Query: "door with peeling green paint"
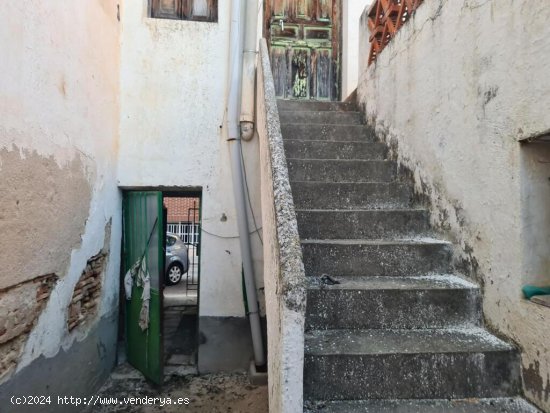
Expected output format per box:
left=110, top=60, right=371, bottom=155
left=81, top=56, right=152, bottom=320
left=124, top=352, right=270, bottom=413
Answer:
left=123, top=191, right=164, bottom=385
left=264, top=0, right=341, bottom=100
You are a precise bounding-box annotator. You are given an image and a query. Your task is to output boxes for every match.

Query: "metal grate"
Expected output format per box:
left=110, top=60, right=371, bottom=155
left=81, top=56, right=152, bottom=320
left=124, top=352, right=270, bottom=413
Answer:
left=167, top=222, right=200, bottom=245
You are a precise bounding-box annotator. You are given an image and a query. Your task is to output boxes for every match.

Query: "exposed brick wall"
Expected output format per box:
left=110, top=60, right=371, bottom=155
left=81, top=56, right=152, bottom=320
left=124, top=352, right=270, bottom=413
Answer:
left=67, top=252, right=107, bottom=332
left=0, top=274, right=57, bottom=380
left=164, top=197, right=200, bottom=223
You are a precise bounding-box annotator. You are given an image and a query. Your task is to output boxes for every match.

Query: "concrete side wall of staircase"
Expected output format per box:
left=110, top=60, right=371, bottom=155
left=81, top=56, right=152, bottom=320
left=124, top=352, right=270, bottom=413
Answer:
left=257, top=40, right=307, bottom=413
left=358, top=1, right=550, bottom=411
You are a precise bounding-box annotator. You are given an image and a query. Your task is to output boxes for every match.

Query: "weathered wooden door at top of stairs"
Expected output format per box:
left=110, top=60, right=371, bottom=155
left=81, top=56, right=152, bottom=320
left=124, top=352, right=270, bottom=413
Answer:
left=264, top=0, right=341, bottom=101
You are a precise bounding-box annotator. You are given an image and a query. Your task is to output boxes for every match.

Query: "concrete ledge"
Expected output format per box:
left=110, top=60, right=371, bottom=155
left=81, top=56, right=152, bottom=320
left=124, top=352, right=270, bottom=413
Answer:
left=257, top=38, right=307, bottom=413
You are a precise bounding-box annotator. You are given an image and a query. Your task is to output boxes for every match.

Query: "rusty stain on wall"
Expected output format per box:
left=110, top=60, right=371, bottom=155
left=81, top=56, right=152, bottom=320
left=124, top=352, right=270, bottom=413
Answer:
left=0, top=146, right=92, bottom=290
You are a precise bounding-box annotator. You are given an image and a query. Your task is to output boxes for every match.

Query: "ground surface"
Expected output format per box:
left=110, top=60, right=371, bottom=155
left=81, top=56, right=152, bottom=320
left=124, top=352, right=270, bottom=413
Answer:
left=86, top=366, right=268, bottom=413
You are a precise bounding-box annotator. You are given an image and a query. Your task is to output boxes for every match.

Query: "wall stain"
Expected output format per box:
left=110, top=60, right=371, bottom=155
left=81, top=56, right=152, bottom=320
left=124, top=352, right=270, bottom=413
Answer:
left=481, top=85, right=499, bottom=108
left=58, top=76, right=67, bottom=98
left=523, top=360, right=550, bottom=403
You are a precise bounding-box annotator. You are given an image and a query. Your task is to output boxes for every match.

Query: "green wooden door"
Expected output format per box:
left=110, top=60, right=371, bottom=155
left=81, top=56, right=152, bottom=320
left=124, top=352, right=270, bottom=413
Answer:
left=123, top=191, right=164, bottom=385
left=265, top=0, right=341, bottom=100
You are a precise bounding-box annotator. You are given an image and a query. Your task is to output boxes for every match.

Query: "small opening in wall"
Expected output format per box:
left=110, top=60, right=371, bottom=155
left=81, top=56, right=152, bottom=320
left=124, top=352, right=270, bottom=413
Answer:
left=520, top=139, right=550, bottom=306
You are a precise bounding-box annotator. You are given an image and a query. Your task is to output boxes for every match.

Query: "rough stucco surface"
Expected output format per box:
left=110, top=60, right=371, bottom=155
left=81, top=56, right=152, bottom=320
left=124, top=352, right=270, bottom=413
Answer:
left=257, top=39, right=306, bottom=413
left=0, top=0, right=122, bottom=391
left=358, top=0, right=550, bottom=410
left=0, top=147, right=91, bottom=289
left=117, top=0, right=265, bottom=321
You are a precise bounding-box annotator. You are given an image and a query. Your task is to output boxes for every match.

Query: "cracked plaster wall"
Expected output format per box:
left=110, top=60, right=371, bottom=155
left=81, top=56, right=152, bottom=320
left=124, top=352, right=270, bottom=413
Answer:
left=0, top=0, right=122, bottom=389
left=358, top=0, right=550, bottom=410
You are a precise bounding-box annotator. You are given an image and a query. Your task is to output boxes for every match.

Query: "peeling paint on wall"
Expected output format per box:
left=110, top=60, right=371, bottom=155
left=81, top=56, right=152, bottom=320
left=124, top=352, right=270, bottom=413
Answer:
left=0, top=0, right=122, bottom=397
left=0, top=146, right=92, bottom=290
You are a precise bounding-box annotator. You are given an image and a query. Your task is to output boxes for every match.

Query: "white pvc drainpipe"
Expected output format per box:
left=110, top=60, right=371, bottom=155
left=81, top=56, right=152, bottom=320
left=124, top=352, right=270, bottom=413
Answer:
left=226, top=0, right=265, bottom=368
left=239, top=0, right=259, bottom=141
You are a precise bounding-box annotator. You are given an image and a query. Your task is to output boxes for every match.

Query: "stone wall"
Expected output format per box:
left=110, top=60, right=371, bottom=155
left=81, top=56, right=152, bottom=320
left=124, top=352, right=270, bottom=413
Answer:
left=358, top=0, right=550, bottom=410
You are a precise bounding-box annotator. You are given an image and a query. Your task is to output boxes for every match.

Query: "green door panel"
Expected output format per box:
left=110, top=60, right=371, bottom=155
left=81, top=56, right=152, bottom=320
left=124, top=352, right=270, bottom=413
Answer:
left=123, top=191, right=164, bottom=385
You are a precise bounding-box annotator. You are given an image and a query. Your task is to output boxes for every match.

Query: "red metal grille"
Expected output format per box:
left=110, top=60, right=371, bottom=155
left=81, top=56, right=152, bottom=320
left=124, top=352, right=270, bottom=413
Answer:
left=367, top=0, right=423, bottom=65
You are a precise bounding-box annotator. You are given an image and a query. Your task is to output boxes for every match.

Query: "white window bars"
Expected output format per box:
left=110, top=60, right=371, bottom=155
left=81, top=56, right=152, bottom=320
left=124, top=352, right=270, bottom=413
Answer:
left=166, top=222, right=200, bottom=245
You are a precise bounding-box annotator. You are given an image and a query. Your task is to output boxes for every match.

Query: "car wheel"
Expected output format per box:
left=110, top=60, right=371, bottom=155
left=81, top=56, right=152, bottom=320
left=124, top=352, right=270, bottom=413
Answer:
left=166, top=262, right=183, bottom=286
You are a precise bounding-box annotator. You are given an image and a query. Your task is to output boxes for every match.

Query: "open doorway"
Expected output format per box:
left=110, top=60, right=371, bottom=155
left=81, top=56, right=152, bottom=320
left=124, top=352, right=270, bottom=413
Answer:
left=120, top=190, right=201, bottom=383
left=162, top=193, right=201, bottom=374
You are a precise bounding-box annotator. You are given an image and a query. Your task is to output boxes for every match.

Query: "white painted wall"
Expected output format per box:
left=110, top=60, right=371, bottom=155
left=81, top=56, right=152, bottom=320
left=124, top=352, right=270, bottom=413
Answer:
left=358, top=0, right=550, bottom=410
left=0, top=0, right=121, bottom=374
left=342, top=0, right=372, bottom=100
left=117, top=1, right=265, bottom=319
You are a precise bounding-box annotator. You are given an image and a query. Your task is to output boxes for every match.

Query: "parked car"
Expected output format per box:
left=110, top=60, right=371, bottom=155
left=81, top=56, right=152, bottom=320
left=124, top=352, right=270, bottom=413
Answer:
left=165, top=232, right=189, bottom=285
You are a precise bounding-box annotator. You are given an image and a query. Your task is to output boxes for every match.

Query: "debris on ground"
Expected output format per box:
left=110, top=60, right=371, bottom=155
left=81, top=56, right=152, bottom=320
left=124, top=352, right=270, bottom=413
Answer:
left=85, top=365, right=268, bottom=413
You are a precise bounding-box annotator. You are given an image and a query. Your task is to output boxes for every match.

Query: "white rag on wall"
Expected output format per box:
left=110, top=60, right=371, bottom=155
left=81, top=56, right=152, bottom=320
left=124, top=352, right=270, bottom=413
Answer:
left=123, top=257, right=151, bottom=331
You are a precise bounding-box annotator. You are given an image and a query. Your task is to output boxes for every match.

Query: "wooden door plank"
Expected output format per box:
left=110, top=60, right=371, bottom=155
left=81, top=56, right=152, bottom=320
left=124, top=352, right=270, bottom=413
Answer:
left=271, top=46, right=289, bottom=98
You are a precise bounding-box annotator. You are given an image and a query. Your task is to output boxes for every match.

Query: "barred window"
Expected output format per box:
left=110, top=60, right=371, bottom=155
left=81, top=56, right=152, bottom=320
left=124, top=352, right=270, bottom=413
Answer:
left=150, top=0, right=218, bottom=22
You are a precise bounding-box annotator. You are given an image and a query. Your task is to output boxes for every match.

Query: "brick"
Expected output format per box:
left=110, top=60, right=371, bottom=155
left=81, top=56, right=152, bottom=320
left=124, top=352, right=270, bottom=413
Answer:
left=164, top=196, right=200, bottom=223
left=66, top=253, right=106, bottom=331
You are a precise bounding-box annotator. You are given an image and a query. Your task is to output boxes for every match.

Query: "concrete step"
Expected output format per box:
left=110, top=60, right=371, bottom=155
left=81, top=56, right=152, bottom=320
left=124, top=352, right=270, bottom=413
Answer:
left=287, top=159, right=396, bottom=183
left=277, top=99, right=356, bottom=112
left=304, top=328, right=520, bottom=400
left=279, top=110, right=363, bottom=125
left=301, top=238, right=453, bottom=277
left=296, top=209, right=430, bottom=239
left=283, top=140, right=387, bottom=160
left=281, top=124, right=376, bottom=142
left=305, top=275, right=481, bottom=330
left=304, top=398, right=541, bottom=413
left=291, top=182, right=414, bottom=210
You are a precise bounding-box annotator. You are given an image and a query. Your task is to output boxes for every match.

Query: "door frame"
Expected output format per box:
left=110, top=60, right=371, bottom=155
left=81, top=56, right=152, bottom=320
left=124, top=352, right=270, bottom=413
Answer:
left=263, top=0, right=343, bottom=101
left=162, top=190, right=203, bottom=369
left=119, top=188, right=204, bottom=377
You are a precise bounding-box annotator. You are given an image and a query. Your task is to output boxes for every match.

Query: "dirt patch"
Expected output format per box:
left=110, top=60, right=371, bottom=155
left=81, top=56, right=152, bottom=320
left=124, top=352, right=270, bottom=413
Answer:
left=87, top=365, right=268, bottom=413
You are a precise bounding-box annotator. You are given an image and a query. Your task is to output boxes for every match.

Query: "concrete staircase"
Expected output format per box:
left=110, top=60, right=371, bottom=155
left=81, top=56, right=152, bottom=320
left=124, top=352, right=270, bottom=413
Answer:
left=277, top=100, right=540, bottom=413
